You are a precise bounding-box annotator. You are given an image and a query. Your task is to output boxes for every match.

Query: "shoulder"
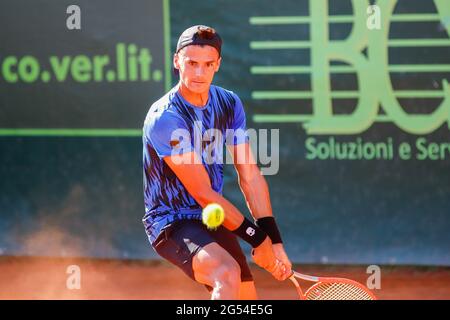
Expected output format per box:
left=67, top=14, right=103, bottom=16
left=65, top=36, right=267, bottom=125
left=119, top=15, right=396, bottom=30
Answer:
left=210, top=85, right=241, bottom=105
left=144, top=89, right=183, bottom=127
left=143, top=89, right=186, bottom=138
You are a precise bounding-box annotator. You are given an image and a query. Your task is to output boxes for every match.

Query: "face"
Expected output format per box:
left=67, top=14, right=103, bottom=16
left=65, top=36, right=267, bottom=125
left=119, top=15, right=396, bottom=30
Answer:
left=174, top=45, right=221, bottom=94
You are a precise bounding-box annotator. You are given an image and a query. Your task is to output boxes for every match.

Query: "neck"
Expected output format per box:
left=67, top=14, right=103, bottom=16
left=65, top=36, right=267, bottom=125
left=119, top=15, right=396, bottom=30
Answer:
left=178, top=82, right=209, bottom=107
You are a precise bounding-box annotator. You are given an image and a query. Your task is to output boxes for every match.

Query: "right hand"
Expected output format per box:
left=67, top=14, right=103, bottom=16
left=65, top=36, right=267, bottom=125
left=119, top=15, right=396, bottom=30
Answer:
left=251, top=237, right=286, bottom=281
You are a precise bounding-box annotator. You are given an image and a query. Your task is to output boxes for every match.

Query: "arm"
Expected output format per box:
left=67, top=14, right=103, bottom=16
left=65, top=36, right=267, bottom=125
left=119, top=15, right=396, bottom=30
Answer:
left=227, top=143, right=272, bottom=220
left=163, top=151, right=285, bottom=278
left=228, top=142, right=293, bottom=279
left=164, top=151, right=244, bottom=230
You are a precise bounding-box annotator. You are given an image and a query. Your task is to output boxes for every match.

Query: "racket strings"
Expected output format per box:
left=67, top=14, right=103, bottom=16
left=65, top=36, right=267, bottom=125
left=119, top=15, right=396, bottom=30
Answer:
left=306, top=282, right=374, bottom=300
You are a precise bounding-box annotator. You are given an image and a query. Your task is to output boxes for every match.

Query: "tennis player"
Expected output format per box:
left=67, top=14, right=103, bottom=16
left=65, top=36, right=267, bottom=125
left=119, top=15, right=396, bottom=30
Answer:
left=142, top=25, right=292, bottom=300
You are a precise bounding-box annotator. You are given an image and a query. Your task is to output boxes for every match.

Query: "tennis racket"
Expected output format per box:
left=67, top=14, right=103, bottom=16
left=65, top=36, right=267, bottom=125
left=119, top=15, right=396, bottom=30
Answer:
left=289, top=270, right=377, bottom=300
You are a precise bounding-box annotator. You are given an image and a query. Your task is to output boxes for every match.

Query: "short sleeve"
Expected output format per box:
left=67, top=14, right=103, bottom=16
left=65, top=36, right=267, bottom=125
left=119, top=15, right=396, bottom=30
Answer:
left=144, top=111, right=193, bottom=159
left=228, top=94, right=249, bottom=145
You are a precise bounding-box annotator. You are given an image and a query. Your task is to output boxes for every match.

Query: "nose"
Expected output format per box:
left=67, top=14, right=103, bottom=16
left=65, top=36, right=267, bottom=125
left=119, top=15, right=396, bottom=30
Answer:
left=195, top=65, right=206, bottom=77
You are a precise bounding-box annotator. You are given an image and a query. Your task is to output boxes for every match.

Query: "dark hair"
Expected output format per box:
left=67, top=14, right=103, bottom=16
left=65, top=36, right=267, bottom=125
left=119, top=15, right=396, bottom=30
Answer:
left=196, top=26, right=217, bottom=40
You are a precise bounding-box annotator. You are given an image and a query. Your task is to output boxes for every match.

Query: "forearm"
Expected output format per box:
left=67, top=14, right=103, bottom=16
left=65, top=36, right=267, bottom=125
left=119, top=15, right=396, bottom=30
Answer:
left=238, top=172, right=273, bottom=220
left=238, top=170, right=285, bottom=245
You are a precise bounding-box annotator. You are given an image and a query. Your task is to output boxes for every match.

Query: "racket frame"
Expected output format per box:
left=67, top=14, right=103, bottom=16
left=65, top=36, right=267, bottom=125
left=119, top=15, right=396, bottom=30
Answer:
left=289, top=270, right=377, bottom=300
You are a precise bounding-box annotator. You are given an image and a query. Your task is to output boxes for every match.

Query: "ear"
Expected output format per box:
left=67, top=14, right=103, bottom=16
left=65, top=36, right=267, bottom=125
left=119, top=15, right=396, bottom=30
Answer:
left=173, top=53, right=180, bottom=71
left=215, top=57, right=222, bottom=72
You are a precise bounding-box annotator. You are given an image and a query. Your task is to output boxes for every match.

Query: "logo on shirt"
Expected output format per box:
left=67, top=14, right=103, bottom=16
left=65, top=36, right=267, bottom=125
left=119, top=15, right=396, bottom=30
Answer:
left=170, top=139, right=180, bottom=148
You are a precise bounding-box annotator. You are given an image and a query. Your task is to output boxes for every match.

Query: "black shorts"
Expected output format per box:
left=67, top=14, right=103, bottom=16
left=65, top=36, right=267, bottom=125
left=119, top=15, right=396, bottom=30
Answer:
left=152, top=219, right=253, bottom=287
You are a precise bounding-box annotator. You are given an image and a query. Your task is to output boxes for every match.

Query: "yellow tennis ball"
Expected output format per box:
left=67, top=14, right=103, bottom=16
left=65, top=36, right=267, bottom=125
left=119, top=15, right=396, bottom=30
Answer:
left=202, top=203, right=225, bottom=230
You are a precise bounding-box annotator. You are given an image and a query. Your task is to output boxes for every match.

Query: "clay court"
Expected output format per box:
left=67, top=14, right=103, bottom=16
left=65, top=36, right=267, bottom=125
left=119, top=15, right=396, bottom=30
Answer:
left=1, top=256, right=449, bottom=300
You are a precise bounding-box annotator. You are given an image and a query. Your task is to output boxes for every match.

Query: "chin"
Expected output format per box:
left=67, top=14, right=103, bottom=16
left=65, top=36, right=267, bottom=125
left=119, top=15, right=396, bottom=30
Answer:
left=187, top=82, right=210, bottom=93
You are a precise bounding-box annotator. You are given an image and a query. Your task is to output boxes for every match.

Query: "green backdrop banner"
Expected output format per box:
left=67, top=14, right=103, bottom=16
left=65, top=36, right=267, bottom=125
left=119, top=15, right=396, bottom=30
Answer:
left=1, top=0, right=449, bottom=265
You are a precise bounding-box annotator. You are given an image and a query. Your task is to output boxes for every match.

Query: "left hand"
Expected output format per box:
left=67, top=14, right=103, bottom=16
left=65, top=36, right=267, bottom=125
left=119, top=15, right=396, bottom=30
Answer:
left=272, top=243, right=293, bottom=280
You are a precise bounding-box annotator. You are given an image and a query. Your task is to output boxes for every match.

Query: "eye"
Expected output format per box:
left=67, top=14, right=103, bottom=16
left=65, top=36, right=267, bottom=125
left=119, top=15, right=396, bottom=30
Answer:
left=207, top=62, right=214, bottom=67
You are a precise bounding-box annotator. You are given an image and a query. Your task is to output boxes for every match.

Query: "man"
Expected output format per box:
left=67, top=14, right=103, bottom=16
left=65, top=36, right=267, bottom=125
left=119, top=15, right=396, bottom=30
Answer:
left=142, top=25, right=292, bottom=300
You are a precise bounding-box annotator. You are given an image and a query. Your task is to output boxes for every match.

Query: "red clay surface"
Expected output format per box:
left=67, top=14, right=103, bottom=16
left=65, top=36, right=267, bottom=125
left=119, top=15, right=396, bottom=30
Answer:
left=0, top=256, right=449, bottom=300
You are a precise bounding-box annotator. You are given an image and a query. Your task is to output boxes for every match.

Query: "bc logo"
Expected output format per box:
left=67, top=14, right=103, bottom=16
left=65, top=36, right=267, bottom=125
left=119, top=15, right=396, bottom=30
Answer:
left=251, top=0, right=450, bottom=135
